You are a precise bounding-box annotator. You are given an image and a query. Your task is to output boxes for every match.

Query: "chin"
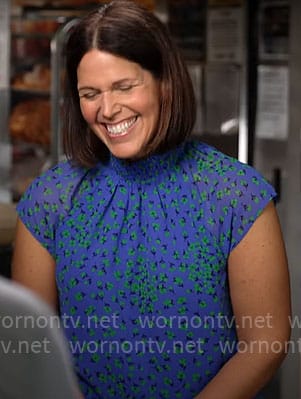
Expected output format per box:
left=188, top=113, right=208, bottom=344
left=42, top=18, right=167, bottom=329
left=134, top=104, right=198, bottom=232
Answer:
left=109, top=146, right=142, bottom=160
left=107, top=140, right=150, bottom=160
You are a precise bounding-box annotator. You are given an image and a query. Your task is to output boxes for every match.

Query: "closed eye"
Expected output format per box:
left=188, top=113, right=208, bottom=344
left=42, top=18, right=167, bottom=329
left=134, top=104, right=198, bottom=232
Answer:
left=113, top=79, right=141, bottom=93
left=79, top=91, right=99, bottom=100
left=114, top=84, right=135, bottom=92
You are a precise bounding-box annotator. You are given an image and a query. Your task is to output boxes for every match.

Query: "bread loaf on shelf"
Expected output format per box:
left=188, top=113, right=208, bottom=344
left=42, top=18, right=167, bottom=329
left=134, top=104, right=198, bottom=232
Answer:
left=9, top=99, right=51, bottom=146
left=12, top=64, right=51, bottom=91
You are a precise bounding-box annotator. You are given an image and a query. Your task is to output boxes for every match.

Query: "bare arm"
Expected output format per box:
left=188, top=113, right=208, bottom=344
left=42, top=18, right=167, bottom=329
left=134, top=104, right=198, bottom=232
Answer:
left=194, top=201, right=291, bottom=399
left=11, top=218, right=58, bottom=311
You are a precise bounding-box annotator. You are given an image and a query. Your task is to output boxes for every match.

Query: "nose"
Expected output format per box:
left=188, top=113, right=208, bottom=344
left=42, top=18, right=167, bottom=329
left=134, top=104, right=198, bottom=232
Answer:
left=98, top=90, right=121, bottom=120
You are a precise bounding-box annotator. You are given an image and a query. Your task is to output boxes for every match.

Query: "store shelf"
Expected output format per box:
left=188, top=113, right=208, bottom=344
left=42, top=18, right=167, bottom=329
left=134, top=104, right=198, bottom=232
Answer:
left=11, top=87, right=49, bottom=96
left=7, top=6, right=82, bottom=201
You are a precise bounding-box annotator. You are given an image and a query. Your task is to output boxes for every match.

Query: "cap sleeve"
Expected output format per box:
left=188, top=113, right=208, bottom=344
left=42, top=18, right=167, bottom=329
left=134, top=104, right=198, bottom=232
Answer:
left=221, top=163, right=277, bottom=253
left=16, top=162, right=84, bottom=258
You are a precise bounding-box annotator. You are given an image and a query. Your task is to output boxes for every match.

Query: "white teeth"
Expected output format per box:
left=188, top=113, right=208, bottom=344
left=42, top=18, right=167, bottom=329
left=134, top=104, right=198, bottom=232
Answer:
left=106, top=117, right=137, bottom=136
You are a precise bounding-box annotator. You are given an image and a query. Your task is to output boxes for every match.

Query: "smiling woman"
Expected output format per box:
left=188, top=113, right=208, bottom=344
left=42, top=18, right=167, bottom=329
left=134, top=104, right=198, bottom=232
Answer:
left=12, top=1, right=291, bottom=399
left=63, top=0, right=196, bottom=166
left=76, top=50, right=160, bottom=159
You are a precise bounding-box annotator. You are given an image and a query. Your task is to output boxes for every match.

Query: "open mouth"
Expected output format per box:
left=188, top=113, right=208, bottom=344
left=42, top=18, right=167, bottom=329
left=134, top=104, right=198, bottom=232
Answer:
left=106, top=116, right=137, bottom=137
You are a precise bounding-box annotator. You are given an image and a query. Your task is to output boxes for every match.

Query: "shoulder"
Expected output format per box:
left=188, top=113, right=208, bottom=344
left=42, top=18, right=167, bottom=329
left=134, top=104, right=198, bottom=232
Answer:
left=0, top=277, right=78, bottom=397
left=184, top=140, right=252, bottom=175
left=184, top=140, right=275, bottom=197
left=18, top=160, right=95, bottom=213
left=16, top=160, right=101, bottom=254
left=183, top=140, right=277, bottom=252
left=27, top=159, right=91, bottom=192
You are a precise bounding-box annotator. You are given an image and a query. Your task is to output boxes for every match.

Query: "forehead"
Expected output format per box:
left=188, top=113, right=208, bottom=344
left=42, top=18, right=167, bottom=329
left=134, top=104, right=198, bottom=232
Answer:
left=77, top=49, right=144, bottom=84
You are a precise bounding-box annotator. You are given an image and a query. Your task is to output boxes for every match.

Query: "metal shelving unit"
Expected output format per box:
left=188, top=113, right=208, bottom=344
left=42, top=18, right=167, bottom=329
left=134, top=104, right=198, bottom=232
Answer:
left=6, top=5, right=84, bottom=201
left=0, top=0, right=11, bottom=203
left=50, top=17, right=79, bottom=166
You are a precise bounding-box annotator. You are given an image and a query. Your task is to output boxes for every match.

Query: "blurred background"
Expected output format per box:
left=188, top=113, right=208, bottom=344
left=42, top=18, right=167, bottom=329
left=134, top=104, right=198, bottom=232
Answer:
left=0, top=0, right=300, bottom=397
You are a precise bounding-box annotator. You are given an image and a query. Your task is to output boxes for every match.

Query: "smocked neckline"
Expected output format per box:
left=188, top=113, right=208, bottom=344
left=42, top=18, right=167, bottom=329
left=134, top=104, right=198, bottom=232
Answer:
left=108, top=143, right=186, bottom=183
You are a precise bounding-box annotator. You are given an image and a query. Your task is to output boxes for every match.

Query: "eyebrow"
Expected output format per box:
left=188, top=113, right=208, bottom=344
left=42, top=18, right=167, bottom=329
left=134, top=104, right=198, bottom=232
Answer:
left=78, top=86, right=97, bottom=92
left=78, top=78, right=141, bottom=92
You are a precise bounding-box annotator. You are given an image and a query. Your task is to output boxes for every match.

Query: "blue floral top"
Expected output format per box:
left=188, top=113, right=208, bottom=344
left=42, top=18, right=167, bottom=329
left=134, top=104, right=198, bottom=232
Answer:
left=17, top=141, right=276, bottom=399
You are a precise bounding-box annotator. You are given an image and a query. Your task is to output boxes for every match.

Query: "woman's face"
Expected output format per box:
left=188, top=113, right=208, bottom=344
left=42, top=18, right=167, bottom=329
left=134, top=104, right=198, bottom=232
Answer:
left=77, top=49, right=161, bottom=160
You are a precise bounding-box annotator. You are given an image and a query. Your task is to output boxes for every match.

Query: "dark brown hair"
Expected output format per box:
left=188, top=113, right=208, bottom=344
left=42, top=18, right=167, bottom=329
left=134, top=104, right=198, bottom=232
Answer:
left=63, top=0, right=196, bottom=167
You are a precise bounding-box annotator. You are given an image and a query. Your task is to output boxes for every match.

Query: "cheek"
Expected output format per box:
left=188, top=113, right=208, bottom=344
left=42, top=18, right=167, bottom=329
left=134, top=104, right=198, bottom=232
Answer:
left=132, top=92, right=160, bottom=122
left=145, top=97, right=160, bottom=124
left=79, top=101, right=95, bottom=124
